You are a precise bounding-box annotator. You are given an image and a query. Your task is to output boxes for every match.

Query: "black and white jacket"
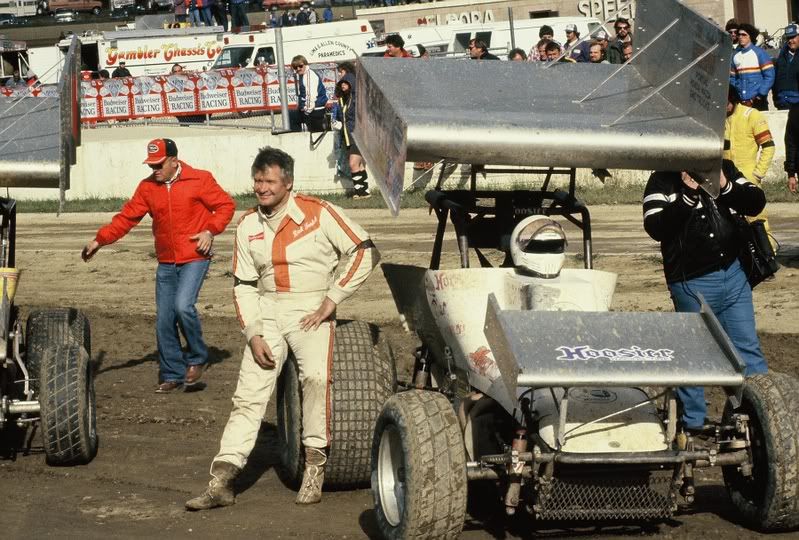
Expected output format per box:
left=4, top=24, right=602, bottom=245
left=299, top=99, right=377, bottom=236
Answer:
left=642, top=162, right=766, bottom=283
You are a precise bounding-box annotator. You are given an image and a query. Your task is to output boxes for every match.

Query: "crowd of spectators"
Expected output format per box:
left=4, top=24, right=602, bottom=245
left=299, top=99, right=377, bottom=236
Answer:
left=267, top=5, right=327, bottom=27
left=519, top=19, right=632, bottom=65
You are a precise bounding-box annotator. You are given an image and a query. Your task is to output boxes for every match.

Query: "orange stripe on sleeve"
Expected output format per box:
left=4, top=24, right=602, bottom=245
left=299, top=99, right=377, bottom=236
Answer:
left=338, top=247, right=364, bottom=287
left=754, top=130, right=772, bottom=144
left=321, top=202, right=363, bottom=245
left=736, top=66, right=767, bottom=73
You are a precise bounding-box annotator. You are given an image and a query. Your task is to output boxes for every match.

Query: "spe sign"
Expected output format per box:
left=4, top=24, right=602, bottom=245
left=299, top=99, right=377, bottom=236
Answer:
left=577, top=0, right=635, bottom=20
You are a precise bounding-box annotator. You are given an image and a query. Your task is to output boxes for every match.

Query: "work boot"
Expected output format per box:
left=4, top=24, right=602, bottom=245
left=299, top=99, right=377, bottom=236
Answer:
left=185, top=460, right=240, bottom=511
left=295, top=447, right=326, bottom=505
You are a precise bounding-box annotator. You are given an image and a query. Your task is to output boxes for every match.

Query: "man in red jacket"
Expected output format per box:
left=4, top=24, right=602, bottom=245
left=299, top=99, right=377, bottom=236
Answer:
left=81, top=139, right=235, bottom=393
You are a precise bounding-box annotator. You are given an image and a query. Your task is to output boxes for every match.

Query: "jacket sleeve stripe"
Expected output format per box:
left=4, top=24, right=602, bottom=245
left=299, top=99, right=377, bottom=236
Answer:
left=754, top=130, right=773, bottom=144
left=338, top=247, right=364, bottom=287
left=736, top=66, right=767, bottom=73
left=322, top=202, right=364, bottom=245
left=643, top=193, right=669, bottom=204
left=644, top=208, right=663, bottom=219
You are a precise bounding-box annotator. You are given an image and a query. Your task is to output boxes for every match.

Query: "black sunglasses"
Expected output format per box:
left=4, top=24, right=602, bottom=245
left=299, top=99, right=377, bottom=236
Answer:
left=149, top=163, right=164, bottom=170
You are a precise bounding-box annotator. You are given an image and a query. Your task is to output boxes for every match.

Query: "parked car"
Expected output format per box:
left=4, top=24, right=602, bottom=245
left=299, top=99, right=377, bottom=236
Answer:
left=0, top=14, right=19, bottom=25
left=38, top=0, right=101, bottom=16
left=109, top=7, right=135, bottom=19
left=53, top=8, right=78, bottom=22
left=139, top=0, right=173, bottom=12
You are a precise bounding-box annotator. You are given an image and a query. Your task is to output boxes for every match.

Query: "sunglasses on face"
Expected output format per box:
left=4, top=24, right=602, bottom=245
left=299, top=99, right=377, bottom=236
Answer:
left=149, top=163, right=164, bottom=170
left=728, top=30, right=738, bottom=34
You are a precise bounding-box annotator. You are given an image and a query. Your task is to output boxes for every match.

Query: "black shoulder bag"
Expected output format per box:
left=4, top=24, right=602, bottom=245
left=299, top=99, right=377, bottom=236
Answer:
left=736, top=217, right=779, bottom=287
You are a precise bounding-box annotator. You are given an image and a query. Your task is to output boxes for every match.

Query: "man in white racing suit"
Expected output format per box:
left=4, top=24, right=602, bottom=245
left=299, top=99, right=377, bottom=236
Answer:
left=186, top=146, right=379, bottom=510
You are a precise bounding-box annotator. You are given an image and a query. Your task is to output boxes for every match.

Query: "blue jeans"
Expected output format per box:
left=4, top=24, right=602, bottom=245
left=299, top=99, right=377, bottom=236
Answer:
left=200, top=6, right=213, bottom=26
left=156, top=260, right=210, bottom=383
left=229, top=2, right=248, bottom=27
left=668, top=259, right=768, bottom=428
left=189, top=8, right=202, bottom=25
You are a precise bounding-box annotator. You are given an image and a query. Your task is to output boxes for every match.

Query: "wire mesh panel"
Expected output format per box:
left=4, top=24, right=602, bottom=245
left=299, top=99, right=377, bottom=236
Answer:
left=534, top=468, right=677, bottom=521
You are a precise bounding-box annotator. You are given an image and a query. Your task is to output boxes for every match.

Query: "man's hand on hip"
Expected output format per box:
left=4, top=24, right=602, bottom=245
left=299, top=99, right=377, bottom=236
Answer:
left=81, top=240, right=100, bottom=262
left=249, top=335, right=275, bottom=369
left=300, top=297, right=336, bottom=332
left=190, top=230, right=214, bottom=255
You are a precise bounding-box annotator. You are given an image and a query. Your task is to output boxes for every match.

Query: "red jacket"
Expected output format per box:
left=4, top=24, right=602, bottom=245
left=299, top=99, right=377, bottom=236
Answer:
left=95, top=162, right=235, bottom=264
left=383, top=49, right=413, bottom=58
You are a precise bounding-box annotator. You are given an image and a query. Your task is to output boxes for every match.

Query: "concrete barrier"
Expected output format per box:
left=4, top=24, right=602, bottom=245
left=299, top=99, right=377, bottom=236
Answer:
left=6, top=109, right=792, bottom=201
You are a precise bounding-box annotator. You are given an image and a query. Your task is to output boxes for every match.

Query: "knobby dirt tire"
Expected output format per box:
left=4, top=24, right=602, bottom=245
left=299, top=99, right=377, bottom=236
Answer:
left=372, top=390, right=467, bottom=540
left=39, top=344, right=98, bottom=465
left=722, top=371, right=799, bottom=531
left=277, top=320, right=396, bottom=490
left=26, top=308, right=91, bottom=396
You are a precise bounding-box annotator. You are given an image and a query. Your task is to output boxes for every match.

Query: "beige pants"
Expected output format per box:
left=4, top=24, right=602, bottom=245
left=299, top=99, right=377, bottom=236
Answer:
left=214, top=292, right=334, bottom=470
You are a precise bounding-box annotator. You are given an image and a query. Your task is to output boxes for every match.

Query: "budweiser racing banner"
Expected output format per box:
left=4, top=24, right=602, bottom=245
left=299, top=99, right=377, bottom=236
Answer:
left=77, top=63, right=337, bottom=123
left=0, top=85, right=60, bottom=98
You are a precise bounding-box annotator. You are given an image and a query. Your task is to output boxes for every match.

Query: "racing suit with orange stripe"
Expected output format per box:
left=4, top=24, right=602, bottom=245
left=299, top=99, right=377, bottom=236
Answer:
left=214, top=193, right=379, bottom=469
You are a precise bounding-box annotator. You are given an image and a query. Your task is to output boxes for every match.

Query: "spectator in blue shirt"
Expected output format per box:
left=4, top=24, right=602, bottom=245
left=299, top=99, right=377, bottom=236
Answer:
left=772, top=23, right=799, bottom=110
left=730, top=23, right=775, bottom=111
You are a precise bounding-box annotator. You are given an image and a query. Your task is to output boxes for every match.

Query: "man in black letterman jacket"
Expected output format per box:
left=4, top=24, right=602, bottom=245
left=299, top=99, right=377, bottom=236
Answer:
left=642, top=159, right=769, bottom=433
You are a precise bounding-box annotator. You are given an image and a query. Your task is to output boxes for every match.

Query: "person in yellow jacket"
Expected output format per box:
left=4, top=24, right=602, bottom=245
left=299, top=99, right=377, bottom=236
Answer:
left=724, top=87, right=776, bottom=248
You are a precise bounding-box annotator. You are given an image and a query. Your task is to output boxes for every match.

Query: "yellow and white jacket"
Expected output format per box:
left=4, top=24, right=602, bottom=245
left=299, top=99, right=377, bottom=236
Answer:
left=233, top=193, right=379, bottom=341
left=724, top=103, right=775, bottom=182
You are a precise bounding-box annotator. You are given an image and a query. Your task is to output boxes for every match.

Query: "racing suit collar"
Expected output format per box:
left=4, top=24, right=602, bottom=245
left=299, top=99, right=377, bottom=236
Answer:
left=257, top=192, right=306, bottom=226
left=285, top=193, right=307, bottom=226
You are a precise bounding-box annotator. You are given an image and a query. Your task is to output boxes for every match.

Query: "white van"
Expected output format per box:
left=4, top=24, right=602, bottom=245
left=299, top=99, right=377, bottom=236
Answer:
left=397, top=16, right=604, bottom=58
left=211, top=20, right=379, bottom=69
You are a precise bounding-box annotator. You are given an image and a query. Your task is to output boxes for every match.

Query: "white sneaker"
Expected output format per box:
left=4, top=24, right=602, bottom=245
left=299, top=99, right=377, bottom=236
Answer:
left=352, top=187, right=371, bottom=200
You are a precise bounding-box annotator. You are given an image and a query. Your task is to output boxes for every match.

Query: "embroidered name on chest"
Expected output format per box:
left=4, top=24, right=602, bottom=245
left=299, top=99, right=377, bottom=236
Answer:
left=248, top=231, right=265, bottom=242
left=293, top=216, right=319, bottom=238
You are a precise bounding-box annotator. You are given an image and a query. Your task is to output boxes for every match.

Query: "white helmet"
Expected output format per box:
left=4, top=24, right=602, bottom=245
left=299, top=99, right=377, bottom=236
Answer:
left=510, top=215, right=567, bottom=278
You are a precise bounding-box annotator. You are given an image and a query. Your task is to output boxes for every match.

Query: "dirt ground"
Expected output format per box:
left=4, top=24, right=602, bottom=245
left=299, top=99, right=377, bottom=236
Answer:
left=1, top=203, right=799, bottom=539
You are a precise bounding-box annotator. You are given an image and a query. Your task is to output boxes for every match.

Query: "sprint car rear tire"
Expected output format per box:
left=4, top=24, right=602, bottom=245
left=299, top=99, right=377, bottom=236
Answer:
left=722, top=371, right=799, bottom=531
left=276, top=320, right=395, bottom=490
left=39, top=344, right=98, bottom=465
left=372, top=390, right=467, bottom=540
left=26, top=308, right=91, bottom=397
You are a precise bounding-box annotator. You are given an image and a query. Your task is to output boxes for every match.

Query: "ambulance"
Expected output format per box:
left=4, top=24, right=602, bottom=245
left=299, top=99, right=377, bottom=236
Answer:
left=395, top=16, right=604, bottom=58
left=210, top=19, right=378, bottom=70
